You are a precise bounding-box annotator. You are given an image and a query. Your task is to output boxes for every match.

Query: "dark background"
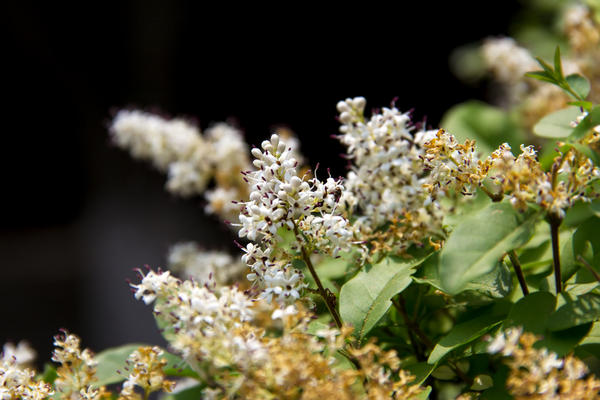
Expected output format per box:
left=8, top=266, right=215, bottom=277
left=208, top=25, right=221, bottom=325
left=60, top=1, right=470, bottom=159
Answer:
left=1, top=1, right=521, bottom=364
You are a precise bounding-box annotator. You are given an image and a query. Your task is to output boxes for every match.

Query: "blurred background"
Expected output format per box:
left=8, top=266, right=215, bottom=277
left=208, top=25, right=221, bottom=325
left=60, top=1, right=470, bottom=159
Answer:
left=1, top=0, right=521, bottom=364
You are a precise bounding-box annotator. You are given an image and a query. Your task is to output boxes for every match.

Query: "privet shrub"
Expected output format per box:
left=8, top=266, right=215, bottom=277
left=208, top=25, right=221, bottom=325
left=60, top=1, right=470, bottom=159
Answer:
left=5, top=3, right=600, bottom=399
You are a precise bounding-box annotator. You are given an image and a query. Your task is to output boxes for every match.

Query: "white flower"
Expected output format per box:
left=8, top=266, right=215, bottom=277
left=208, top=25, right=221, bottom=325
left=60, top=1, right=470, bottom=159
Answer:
left=1, top=341, right=36, bottom=366
left=168, top=242, right=245, bottom=286
left=336, top=97, right=446, bottom=253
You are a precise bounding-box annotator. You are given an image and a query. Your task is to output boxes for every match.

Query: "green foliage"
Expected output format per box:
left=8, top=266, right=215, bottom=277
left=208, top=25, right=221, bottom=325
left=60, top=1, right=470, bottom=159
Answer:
left=440, top=101, right=523, bottom=154
left=339, top=251, right=432, bottom=340
left=428, top=303, right=510, bottom=364
left=503, top=292, right=556, bottom=334
left=526, top=46, right=590, bottom=101
left=533, top=106, right=582, bottom=138
left=439, top=203, right=539, bottom=294
left=548, top=292, right=600, bottom=331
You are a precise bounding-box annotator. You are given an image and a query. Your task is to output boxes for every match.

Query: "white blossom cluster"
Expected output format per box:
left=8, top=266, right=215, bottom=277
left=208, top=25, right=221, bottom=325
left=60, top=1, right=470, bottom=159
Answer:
left=111, top=110, right=212, bottom=196
left=236, top=134, right=351, bottom=304
left=167, top=242, right=246, bottom=286
left=0, top=355, right=53, bottom=400
left=481, top=37, right=579, bottom=110
left=336, top=97, right=446, bottom=253
left=110, top=110, right=252, bottom=222
left=1, top=341, right=36, bottom=368
left=482, top=38, right=538, bottom=87
left=131, top=270, right=266, bottom=369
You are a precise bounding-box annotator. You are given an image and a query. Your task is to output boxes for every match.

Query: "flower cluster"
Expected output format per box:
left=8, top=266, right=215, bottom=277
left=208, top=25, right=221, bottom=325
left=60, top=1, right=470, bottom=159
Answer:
left=52, top=330, right=108, bottom=400
left=488, top=327, right=600, bottom=399
left=336, top=97, right=446, bottom=256
left=118, top=346, right=175, bottom=400
left=0, top=351, right=53, bottom=400
left=479, top=4, right=600, bottom=128
left=131, top=269, right=424, bottom=399
left=167, top=242, right=246, bottom=287
left=422, top=127, right=600, bottom=219
left=236, top=134, right=351, bottom=304
left=422, top=129, right=483, bottom=196
left=486, top=143, right=599, bottom=218
left=131, top=269, right=261, bottom=370
left=110, top=110, right=250, bottom=222
left=1, top=341, right=36, bottom=368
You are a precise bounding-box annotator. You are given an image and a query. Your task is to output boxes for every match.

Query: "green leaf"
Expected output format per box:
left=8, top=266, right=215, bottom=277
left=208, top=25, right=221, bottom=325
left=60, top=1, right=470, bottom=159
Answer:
left=427, top=303, right=509, bottom=364
left=339, top=252, right=432, bottom=339
left=503, top=292, right=556, bottom=334
left=95, top=344, right=143, bottom=386
left=570, top=106, right=600, bottom=140
left=162, top=384, right=205, bottom=400
left=535, top=56, right=556, bottom=76
left=411, top=386, right=432, bottom=400
left=573, top=217, right=600, bottom=271
left=579, top=321, right=600, bottom=346
left=95, top=344, right=197, bottom=386
left=537, top=323, right=592, bottom=356
left=548, top=292, right=600, bottom=331
left=553, top=46, right=563, bottom=80
left=37, top=364, right=57, bottom=384
left=525, top=70, right=556, bottom=83
left=162, top=352, right=199, bottom=378
left=439, top=203, right=539, bottom=294
left=533, top=107, right=581, bottom=138
left=440, top=101, right=524, bottom=155
left=566, top=74, right=591, bottom=100
left=567, top=100, right=594, bottom=111
left=414, top=256, right=512, bottom=298
left=404, top=362, right=436, bottom=386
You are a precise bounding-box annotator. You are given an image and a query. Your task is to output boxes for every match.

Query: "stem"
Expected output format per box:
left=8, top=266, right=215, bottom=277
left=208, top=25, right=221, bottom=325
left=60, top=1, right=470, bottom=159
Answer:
left=549, top=216, right=563, bottom=294
left=508, top=250, right=529, bottom=296
left=293, top=223, right=343, bottom=328
left=392, top=295, right=434, bottom=349
left=448, top=360, right=473, bottom=386
left=393, top=296, right=473, bottom=386
left=480, top=185, right=503, bottom=202
left=577, top=255, right=600, bottom=282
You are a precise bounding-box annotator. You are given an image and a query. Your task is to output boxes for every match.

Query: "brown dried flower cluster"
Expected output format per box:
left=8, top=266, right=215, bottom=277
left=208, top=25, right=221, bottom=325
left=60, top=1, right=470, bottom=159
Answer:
left=488, top=328, right=600, bottom=399
left=422, top=129, right=599, bottom=219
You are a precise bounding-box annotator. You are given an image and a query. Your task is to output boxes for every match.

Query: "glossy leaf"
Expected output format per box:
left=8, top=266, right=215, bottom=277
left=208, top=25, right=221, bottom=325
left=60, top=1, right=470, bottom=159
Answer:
left=405, top=362, right=436, bottom=386
left=415, top=255, right=512, bottom=298
left=533, top=107, right=581, bottom=138
left=439, top=203, right=539, bottom=294
left=339, top=252, right=431, bottom=339
left=548, top=292, right=600, bottom=331
left=428, top=303, right=510, bottom=364
left=566, top=74, right=591, bottom=100
left=503, top=292, right=556, bottom=334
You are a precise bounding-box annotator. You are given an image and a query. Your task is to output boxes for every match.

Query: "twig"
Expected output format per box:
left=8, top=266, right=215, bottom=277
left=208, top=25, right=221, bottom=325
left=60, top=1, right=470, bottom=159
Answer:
left=293, top=223, right=343, bottom=328
left=549, top=215, right=563, bottom=294
left=480, top=185, right=503, bottom=202
left=392, top=295, right=434, bottom=349
left=577, top=255, right=600, bottom=282
left=508, top=250, right=529, bottom=296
